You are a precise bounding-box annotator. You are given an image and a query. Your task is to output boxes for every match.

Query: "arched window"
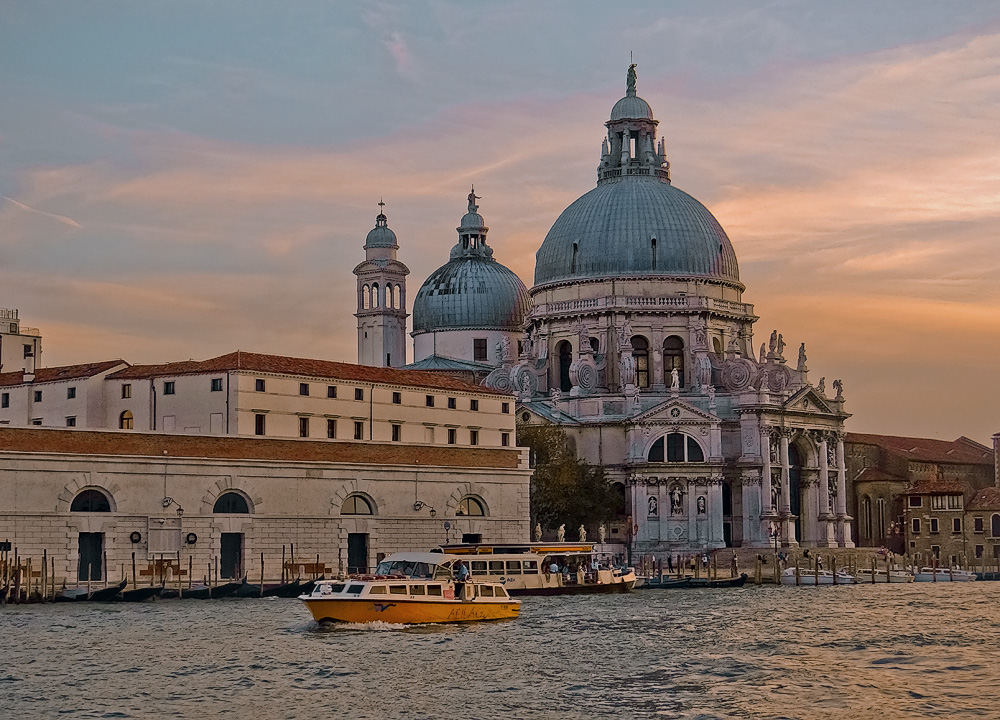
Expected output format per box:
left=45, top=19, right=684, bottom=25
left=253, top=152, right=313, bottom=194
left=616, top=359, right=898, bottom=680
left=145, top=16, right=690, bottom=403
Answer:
left=457, top=496, right=486, bottom=516
left=663, top=336, right=684, bottom=387
left=71, top=489, right=111, bottom=513
left=119, top=410, right=133, bottom=430
left=589, top=337, right=600, bottom=354
left=875, top=497, right=887, bottom=539
left=631, top=336, right=649, bottom=388
left=991, top=514, right=1000, bottom=538
left=860, top=496, right=872, bottom=539
left=341, top=494, right=373, bottom=515
left=611, top=482, right=628, bottom=518
left=362, top=284, right=370, bottom=309
left=649, top=433, right=705, bottom=463
left=213, top=492, right=250, bottom=514
left=371, top=282, right=379, bottom=308
left=571, top=242, right=578, bottom=274
left=557, top=340, right=572, bottom=392
left=385, top=284, right=392, bottom=309
left=712, top=337, right=723, bottom=358
left=393, top=284, right=402, bottom=310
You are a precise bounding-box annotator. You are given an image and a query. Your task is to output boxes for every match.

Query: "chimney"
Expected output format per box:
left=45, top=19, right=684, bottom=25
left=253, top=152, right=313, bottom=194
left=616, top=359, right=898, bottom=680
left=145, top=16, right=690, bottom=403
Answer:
left=994, top=432, right=999, bottom=488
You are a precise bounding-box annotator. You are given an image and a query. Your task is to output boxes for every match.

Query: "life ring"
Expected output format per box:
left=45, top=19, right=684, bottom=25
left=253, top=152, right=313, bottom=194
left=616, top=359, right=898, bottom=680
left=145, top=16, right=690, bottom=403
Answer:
left=129, top=531, right=142, bottom=544
left=185, top=532, right=198, bottom=545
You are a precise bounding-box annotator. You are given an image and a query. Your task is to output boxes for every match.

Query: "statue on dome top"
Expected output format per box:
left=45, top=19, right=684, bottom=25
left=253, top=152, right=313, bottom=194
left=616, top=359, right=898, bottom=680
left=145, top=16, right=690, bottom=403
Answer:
left=797, top=343, right=807, bottom=371
left=467, top=186, right=480, bottom=213
left=627, top=63, right=637, bottom=94
left=776, top=333, right=786, bottom=357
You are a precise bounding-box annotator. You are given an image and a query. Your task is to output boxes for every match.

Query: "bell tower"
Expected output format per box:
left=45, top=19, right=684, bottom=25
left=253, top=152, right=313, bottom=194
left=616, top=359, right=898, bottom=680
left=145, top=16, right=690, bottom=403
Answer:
left=354, top=201, right=409, bottom=367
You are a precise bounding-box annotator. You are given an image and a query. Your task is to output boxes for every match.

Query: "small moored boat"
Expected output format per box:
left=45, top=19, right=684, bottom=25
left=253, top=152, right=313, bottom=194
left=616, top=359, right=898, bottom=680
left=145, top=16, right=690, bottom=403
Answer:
left=854, top=568, right=914, bottom=583
left=780, top=567, right=856, bottom=586
left=912, top=567, right=977, bottom=582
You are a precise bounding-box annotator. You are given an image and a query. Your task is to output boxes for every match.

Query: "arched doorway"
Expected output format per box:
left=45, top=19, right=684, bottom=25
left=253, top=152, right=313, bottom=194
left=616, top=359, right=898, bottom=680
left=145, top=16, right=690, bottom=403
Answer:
left=788, top=444, right=803, bottom=543
left=557, top=341, right=572, bottom=392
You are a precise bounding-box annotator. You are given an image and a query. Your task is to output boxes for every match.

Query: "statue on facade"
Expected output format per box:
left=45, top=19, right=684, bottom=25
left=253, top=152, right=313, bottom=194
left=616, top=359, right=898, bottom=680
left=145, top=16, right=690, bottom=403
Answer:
left=534, top=522, right=542, bottom=542
left=817, top=376, right=826, bottom=394
left=620, top=352, right=636, bottom=386
left=768, top=330, right=777, bottom=354
left=697, top=496, right=706, bottom=514
left=520, top=374, right=532, bottom=398
left=776, top=333, right=786, bottom=357
left=759, top=343, right=766, bottom=364
left=598, top=524, right=607, bottom=544
left=551, top=388, right=562, bottom=402
left=557, top=524, right=566, bottom=542
left=627, top=63, right=637, bottom=93
left=670, top=486, right=683, bottom=514
left=771, top=482, right=780, bottom=510
left=833, top=378, right=843, bottom=400
left=578, top=324, right=590, bottom=353
left=497, top=335, right=512, bottom=364
left=467, top=186, right=480, bottom=213
left=670, top=367, right=680, bottom=392
left=578, top=525, right=587, bottom=542
left=758, top=368, right=770, bottom=392
left=707, top=385, right=716, bottom=406
left=797, top=343, right=807, bottom=371
left=648, top=496, right=658, bottom=516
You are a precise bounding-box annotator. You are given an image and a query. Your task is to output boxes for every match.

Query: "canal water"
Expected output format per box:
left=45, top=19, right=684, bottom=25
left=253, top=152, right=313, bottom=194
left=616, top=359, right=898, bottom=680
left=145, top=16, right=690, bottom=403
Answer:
left=2, top=583, right=998, bottom=719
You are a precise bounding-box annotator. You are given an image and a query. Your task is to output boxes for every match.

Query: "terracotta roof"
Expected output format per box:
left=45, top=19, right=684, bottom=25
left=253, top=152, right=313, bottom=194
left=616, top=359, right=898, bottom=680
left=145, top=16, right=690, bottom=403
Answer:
left=846, top=432, right=992, bottom=466
left=0, top=426, right=521, bottom=469
left=905, top=479, right=968, bottom=495
left=0, top=360, right=128, bottom=388
left=105, top=351, right=508, bottom=395
left=853, top=467, right=906, bottom=485
left=966, top=487, right=1000, bottom=511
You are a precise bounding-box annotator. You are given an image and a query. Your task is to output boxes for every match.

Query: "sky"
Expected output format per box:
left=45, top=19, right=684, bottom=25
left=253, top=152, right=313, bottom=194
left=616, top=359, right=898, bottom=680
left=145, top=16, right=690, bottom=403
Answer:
left=1, top=1, right=998, bottom=444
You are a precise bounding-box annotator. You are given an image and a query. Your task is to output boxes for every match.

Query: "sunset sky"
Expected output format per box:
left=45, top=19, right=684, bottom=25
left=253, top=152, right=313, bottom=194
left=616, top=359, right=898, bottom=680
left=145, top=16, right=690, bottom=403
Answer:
left=1, top=2, right=998, bottom=443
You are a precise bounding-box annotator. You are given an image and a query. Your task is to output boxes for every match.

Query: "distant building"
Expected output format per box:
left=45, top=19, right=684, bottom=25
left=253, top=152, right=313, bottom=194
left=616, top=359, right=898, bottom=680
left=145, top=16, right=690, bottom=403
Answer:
left=354, top=203, right=409, bottom=368
left=0, top=307, right=42, bottom=376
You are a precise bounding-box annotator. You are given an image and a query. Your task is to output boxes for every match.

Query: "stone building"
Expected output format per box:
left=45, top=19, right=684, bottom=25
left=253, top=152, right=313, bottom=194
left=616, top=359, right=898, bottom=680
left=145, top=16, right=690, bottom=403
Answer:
left=0, top=307, right=42, bottom=376
left=965, top=486, right=1000, bottom=562
left=485, top=65, right=853, bottom=553
left=354, top=203, right=409, bottom=368
left=0, top=425, right=530, bottom=585
left=846, top=433, right=994, bottom=553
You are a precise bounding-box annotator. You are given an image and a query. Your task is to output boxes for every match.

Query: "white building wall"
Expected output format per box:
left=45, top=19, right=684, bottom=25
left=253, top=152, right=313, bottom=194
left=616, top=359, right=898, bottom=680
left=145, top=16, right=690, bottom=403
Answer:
left=0, top=308, right=42, bottom=375
left=413, top=328, right=519, bottom=366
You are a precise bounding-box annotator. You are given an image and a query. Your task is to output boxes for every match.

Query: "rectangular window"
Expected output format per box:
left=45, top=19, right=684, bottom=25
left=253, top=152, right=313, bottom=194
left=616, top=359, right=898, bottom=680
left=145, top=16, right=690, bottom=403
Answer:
left=390, top=391, right=400, bottom=404
left=299, top=383, right=309, bottom=396
left=426, top=585, right=442, bottom=597
left=23, top=344, right=32, bottom=358
left=255, top=378, right=266, bottom=392
left=121, top=383, right=132, bottom=399
left=355, top=388, right=364, bottom=401
left=354, top=421, right=364, bottom=440
left=327, top=419, right=337, bottom=439
left=470, top=430, right=479, bottom=446
left=1, top=393, right=8, bottom=409
left=254, top=413, right=265, bottom=436
left=952, top=517, right=962, bottom=534
left=931, top=496, right=946, bottom=510
left=470, top=399, right=479, bottom=411
left=501, top=432, right=510, bottom=447
left=473, top=338, right=487, bottom=362
left=33, top=390, right=42, bottom=402
left=65, top=417, right=76, bottom=427
left=447, top=428, right=457, bottom=445
left=327, top=385, right=337, bottom=398
left=447, top=397, right=456, bottom=409
left=501, top=402, right=509, bottom=414
left=210, top=378, right=223, bottom=392
left=31, top=418, right=42, bottom=426
left=976, top=545, right=984, bottom=558
left=425, top=395, right=435, bottom=407
left=908, top=496, right=922, bottom=508
left=974, top=517, right=984, bottom=533
left=930, top=545, right=940, bottom=558
left=392, top=424, right=401, bottom=442
left=471, top=561, right=488, bottom=574
left=163, top=381, right=175, bottom=395
left=66, top=387, right=76, bottom=399
left=911, top=518, right=921, bottom=534
left=505, top=561, right=522, bottom=575
left=947, top=495, right=962, bottom=510
left=299, top=416, right=310, bottom=438
left=930, top=518, right=939, bottom=534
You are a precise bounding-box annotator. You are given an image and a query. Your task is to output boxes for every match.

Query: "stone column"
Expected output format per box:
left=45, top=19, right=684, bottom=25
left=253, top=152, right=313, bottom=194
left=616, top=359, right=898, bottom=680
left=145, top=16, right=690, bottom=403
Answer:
left=760, top=427, right=773, bottom=513
left=816, top=432, right=836, bottom=547
left=710, top=478, right=725, bottom=549
left=779, top=431, right=791, bottom=514
left=835, top=432, right=854, bottom=547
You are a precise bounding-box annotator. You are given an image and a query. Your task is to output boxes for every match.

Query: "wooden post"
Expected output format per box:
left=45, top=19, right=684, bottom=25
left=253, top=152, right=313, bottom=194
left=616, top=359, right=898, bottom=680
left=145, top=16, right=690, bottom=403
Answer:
left=794, top=556, right=800, bottom=586
left=215, top=556, right=219, bottom=588
left=103, top=551, right=108, bottom=587
left=177, top=551, right=182, bottom=599
left=260, top=552, right=265, bottom=598
left=290, top=543, right=295, bottom=579
left=131, top=552, right=137, bottom=590
left=281, top=545, right=286, bottom=583
left=773, top=552, right=779, bottom=585
left=188, top=556, right=193, bottom=590
left=51, top=555, right=55, bottom=601
left=932, top=556, right=937, bottom=582
left=42, top=550, right=47, bottom=602
left=315, top=553, right=320, bottom=580
left=712, top=552, right=717, bottom=580
left=833, top=554, right=838, bottom=585
left=814, top=555, right=820, bottom=585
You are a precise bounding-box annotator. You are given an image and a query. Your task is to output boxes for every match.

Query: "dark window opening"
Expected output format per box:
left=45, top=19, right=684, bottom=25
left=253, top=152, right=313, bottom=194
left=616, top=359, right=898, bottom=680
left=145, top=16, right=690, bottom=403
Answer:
left=663, top=336, right=685, bottom=387
left=474, top=338, right=488, bottom=362
left=354, top=421, right=364, bottom=440
left=254, top=413, right=266, bottom=436
left=631, top=336, right=649, bottom=388
left=558, top=340, right=573, bottom=392
left=255, top=378, right=265, bottom=392
left=71, top=489, right=111, bottom=513
left=213, top=492, right=250, bottom=514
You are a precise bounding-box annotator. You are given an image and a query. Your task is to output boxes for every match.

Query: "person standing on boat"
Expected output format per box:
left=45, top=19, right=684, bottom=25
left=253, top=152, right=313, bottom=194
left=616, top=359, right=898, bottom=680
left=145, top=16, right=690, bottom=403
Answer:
left=453, top=560, right=470, bottom=599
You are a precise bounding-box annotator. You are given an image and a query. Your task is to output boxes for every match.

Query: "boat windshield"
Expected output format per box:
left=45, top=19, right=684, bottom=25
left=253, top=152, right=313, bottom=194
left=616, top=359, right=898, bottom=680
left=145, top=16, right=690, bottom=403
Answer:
left=374, top=559, right=438, bottom=578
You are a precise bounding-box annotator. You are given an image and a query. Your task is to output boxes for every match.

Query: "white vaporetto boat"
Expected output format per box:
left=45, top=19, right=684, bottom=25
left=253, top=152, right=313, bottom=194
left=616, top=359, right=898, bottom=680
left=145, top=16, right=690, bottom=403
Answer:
left=780, top=567, right=857, bottom=585
left=854, top=568, right=914, bottom=583
left=912, top=566, right=977, bottom=582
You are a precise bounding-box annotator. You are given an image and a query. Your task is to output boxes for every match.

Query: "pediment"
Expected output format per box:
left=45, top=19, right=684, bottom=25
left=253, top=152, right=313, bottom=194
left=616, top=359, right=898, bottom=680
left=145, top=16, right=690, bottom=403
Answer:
left=782, top=386, right=835, bottom=415
left=632, top=397, right=719, bottom=426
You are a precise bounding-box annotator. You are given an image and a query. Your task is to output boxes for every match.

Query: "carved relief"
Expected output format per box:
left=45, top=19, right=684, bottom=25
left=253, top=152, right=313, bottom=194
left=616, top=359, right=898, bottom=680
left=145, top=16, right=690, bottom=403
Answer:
left=721, top=358, right=756, bottom=392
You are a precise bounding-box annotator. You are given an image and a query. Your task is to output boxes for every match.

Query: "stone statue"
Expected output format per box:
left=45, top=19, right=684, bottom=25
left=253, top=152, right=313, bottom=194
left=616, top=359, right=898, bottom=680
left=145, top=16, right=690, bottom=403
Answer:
left=817, top=376, right=826, bottom=394
left=776, top=333, right=786, bottom=357
left=833, top=378, right=844, bottom=400
left=648, top=496, right=658, bottom=516
left=467, top=186, right=480, bottom=213
left=534, top=522, right=542, bottom=542
left=557, top=524, right=565, bottom=542
left=707, top=385, right=716, bottom=405
left=670, top=486, right=683, bottom=514
left=551, top=388, right=562, bottom=402
left=619, top=352, right=636, bottom=386
left=578, top=324, right=590, bottom=353
left=759, top=343, right=766, bottom=364
left=621, top=318, right=633, bottom=344
left=598, top=524, right=607, bottom=544
left=670, top=367, right=680, bottom=392
left=697, top=496, right=706, bottom=514
left=758, top=368, right=770, bottom=392
left=797, top=343, right=807, bottom=371
left=771, top=482, right=780, bottom=509
left=498, top=335, right=512, bottom=364
left=521, top=374, right=532, bottom=397
left=627, top=63, right=637, bottom=93
left=768, top=330, right=778, bottom=353
left=578, top=524, right=587, bottom=542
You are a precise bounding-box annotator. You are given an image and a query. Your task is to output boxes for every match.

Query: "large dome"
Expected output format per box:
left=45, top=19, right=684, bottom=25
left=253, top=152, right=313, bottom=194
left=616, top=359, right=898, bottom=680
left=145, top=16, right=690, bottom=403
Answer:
left=412, top=258, right=530, bottom=333
left=534, top=177, right=739, bottom=286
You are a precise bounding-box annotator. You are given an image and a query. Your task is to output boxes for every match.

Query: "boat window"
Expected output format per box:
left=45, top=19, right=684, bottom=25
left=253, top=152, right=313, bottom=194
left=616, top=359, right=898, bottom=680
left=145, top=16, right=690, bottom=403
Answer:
left=375, top=561, right=392, bottom=574
left=427, top=585, right=443, bottom=596
left=346, top=584, right=364, bottom=595
left=368, top=586, right=386, bottom=594
left=413, top=562, right=432, bottom=578
left=478, top=585, right=495, bottom=597
left=410, top=585, right=426, bottom=596
left=435, top=565, right=452, bottom=579
left=389, top=585, right=407, bottom=595
left=471, top=561, right=488, bottom=573
left=489, top=561, right=505, bottom=573
left=505, top=561, right=522, bottom=575
left=328, top=583, right=345, bottom=593
left=400, top=562, right=416, bottom=576
left=495, top=586, right=508, bottom=598
left=523, top=560, right=539, bottom=575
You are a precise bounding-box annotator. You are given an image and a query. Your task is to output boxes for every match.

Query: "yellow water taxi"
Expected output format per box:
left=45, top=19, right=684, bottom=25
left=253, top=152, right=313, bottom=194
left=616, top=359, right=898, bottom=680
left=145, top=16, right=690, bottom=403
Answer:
left=298, top=552, right=520, bottom=624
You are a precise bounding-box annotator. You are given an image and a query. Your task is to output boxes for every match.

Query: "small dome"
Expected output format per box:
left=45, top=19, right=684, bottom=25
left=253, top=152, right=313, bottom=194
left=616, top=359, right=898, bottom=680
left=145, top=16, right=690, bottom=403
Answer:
left=365, top=212, right=397, bottom=248
left=460, top=211, right=485, bottom=229
left=412, top=258, right=530, bottom=333
left=610, top=94, right=653, bottom=121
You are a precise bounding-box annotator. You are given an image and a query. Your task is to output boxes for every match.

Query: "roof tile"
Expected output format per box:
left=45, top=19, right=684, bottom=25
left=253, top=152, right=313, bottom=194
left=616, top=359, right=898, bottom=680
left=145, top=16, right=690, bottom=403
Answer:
left=0, top=360, right=128, bottom=387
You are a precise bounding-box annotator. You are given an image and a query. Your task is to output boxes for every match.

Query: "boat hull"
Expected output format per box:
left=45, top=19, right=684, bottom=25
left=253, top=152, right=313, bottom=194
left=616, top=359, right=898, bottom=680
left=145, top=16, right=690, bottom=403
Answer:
left=301, top=597, right=520, bottom=624
left=507, top=578, right=635, bottom=596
